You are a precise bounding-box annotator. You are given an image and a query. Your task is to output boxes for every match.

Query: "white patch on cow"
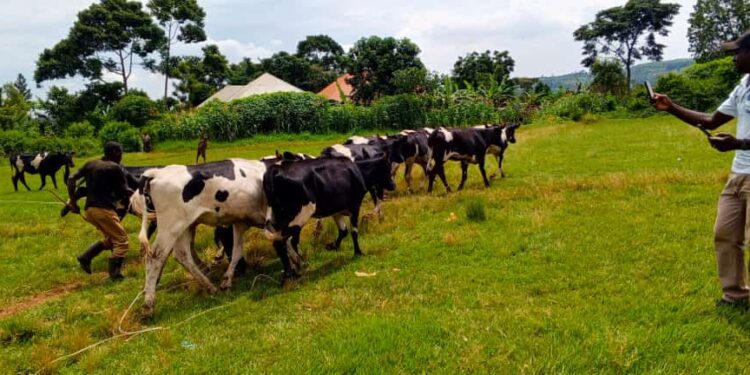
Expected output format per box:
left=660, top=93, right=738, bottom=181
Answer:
left=264, top=206, right=283, bottom=240
left=501, top=128, right=508, bottom=144
left=30, top=153, right=44, bottom=170
left=290, top=202, right=316, bottom=228
left=439, top=128, right=453, bottom=143
left=14, top=157, right=23, bottom=171
left=400, top=130, right=415, bottom=136
left=331, top=144, right=354, bottom=161
left=347, top=136, right=370, bottom=145
left=423, top=127, right=435, bottom=134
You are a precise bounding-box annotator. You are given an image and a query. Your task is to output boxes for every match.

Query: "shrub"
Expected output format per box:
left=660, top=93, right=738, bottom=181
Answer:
left=0, top=130, right=98, bottom=156
left=109, top=94, right=162, bottom=127
left=99, top=121, right=142, bottom=152
left=538, top=92, right=618, bottom=121
left=65, top=121, right=96, bottom=138
left=465, top=199, right=487, bottom=222
left=655, top=57, right=740, bottom=112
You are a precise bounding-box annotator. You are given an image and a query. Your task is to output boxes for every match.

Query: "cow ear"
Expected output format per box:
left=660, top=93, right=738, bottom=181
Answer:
left=283, top=151, right=296, bottom=160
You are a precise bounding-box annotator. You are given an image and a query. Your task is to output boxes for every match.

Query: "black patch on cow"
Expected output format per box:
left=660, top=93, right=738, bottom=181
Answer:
left=240, top=169, right=246, bottom=178
left=215, top=190, right=229, bottom=202
left=182, top=172, right=207, bottom=202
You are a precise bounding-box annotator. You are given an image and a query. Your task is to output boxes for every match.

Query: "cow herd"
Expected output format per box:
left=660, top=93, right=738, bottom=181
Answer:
left=10, top=124, right=519, bottom=318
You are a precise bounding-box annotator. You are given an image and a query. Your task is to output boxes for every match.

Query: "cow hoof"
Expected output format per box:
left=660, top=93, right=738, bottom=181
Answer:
left=142, top=306, right=154, bottom=322
left=220, top=279, right=232, bottom=290
left=280, top=271, right=301, bottom=286
left=206, top=285, right=218, bottom=295
left=325, top=243, right=339, bottom=251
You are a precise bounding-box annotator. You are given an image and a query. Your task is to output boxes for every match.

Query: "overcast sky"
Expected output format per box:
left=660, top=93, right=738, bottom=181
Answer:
left=0, top=0, right=697, bottom=99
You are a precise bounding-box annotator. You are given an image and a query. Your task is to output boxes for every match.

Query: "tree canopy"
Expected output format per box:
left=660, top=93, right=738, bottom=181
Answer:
left=573, top=0, right=680, bottom=87
left=296, top=35, right=345, bottom=72
left=346, top=36, right=424, bottom=104
left=688, top=0, right=750, bottom=63
left=452, top=50, right=515, bottom=89
left=34, top=0, right=165, bottom=94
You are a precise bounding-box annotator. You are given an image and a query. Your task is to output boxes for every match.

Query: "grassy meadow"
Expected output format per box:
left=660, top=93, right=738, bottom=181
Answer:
left=1, top=116, right=749, bottom=373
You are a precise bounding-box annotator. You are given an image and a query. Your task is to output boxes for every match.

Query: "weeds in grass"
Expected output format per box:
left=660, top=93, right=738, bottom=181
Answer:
left=466, top=199, right=487, bottom=222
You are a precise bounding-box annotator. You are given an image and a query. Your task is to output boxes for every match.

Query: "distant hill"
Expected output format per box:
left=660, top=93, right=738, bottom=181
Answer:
left=536, top=58, right=694, bottom=91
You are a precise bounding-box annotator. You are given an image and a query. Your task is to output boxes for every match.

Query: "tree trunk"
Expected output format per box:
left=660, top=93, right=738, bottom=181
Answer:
left=163, top=46, right=170, bottom=102
left=119, top=51, right=129, bottom=94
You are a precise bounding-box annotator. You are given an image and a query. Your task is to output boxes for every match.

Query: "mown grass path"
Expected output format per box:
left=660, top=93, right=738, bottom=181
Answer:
left=1, top=117, right=747, bottom=373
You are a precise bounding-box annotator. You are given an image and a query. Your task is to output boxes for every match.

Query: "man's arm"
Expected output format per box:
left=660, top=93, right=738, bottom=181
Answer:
left=66, top=167, right=85, bottom=214
left=652, top=93, right=734, bottom=130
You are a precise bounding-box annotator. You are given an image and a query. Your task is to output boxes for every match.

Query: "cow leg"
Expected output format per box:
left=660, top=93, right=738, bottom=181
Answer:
left=51, top=173, right=58, bottom=189
left=325, top=215, right=348, bottom=250
left=18, top=173, right=30, bottom=191
left=404, top=161, right=414, bottom=193
left=188, top=227, right=210, bottom=275
left=38, top=174, right=46, bottom=190
left=350, top=207, right=363, bottom=256
left=142, top=244, right=171, bottom=319
left=172, top=232, right=217, bottom=294
left=489, top=153, right=501, bottom=179
left=457, top=161, right=469, bottom=191
left=427, top=165, right=437, bottom=193
left=312, top=219, right=324, bottom=237
left=287, top=226, right=305, bottom=273
left=437, top=164, right=452, bottom=193
left=273, top=238, right=299, bottom=284
left=477, top=155, right=490, bottom=187
left=221, top=223, right=249, bottom=290
left=417, top=161, right=429, bottom=190
left=11, top=172, right=18, bottom=192
left=497, top=151, right=506, bottom=178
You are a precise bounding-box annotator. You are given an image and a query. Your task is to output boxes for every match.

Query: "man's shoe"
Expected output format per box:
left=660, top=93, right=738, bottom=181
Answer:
left=715, top=298, right=748, bottom=308
left=77, top=241, right=106, bottom=274
left=108, top=257, right=125, bottom=282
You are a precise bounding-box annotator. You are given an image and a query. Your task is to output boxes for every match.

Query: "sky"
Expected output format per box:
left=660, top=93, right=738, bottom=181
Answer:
left=0, top=0, right=697, bottom=99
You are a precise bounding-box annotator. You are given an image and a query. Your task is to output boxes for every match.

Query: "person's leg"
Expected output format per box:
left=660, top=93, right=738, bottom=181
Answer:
left=714, top=174, right=749, bottom=303
left=89, top=208, right=129, bottom=281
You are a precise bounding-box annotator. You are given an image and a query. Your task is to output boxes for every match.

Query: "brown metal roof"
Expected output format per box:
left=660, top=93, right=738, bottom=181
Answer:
left=317, top=74, right=354, bottom=102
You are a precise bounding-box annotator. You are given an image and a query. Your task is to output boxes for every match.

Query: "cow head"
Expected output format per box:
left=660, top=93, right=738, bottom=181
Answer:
left=359, top=153, right=396, bottom=192
left=503, top=124, right=519, bottom=145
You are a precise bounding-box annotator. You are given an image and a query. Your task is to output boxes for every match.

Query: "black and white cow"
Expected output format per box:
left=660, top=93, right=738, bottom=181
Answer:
left=321, top=141, right=402, bottom=218
left=138, top=159, right=268, bottom=318
left=10, top=152, right=75, bottom=191
left=395, top=128, right=434, bottom=193
left=426, top=125, right=514, bottom=193
left=473, top=124, right=519, bottom=179
left=263, top=156, right=391, bottom=282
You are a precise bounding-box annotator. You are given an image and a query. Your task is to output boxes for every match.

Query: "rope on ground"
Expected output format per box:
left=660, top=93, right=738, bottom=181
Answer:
left=0, top=200, right=61, bottom=205
left=37, top=272, right=279, bottom=373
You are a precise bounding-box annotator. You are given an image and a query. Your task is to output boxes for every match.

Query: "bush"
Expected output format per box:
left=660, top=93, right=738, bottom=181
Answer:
left=65, top=121, right=96, bottom=138
left=99, top=121, right=142, bottom=152
left=0, top=130, right=98, bottom=156
left=655, top=57, right=740, bottom=112
left=109, top=94, right=162, bottom=128
left=538, top=92, right=618, bottom=121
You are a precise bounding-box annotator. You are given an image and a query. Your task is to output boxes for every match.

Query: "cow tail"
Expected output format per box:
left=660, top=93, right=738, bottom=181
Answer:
left=138, top=176, right=153, bottom=255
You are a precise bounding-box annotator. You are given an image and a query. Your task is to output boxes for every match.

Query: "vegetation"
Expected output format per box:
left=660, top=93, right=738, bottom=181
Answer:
left=573, top=0, right=681, bottom=86
left=1, top=117, right=748, bottom=373
left=688, top=0, right=750, bottom=63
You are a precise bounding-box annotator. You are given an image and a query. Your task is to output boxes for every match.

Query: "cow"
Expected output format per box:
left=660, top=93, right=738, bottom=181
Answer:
left=473, top=124, right=519, bottom=179
left=137, top=155, right=308, bottom=318
left=426, top=125, right=515, bottom=193
left=395, top=128, right=434, bottom=193
left=263, top=155, right=392, bottom=283
left=320, top=141, right=403, bottom=219
left=10, top=152, right=75, bottom=191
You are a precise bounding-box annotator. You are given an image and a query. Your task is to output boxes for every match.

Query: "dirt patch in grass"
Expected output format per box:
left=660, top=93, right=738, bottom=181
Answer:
left=0, top=282, right=84, bottom=320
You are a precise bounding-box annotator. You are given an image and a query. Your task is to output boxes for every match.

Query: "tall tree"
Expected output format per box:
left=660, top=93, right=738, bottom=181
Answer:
left=172, top=45, right=229, bottom=107
left=147, top=0, right=206, bottom=101
left=296, top=35, right=345, bottom=72
left=590, top=59, right=629, bottom=96
left=688, top=0, right=750, bottom=63
left=260, top=51, right=336, bottom=92
left=13, top=74, right=32, bottom=101
left=35, top=0, right=165, bottom=94
left=452, top=50, right=515, bottom=89
left=346, top=36, right=424, bottom=104
left=228, top=58, right=261, bottom=85
left=573, top=0, right=680, bottom=88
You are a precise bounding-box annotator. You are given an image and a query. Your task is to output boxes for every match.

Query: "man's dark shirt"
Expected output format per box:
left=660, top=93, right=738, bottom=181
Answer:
left=72, top=160, right=130, bottom=210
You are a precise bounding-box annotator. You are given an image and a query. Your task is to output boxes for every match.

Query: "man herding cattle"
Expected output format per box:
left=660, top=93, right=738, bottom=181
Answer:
left=66, top=142, right=133, bottom=281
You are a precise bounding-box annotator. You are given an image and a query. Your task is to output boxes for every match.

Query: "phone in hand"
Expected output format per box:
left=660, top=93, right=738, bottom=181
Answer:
left=644, top=81, right=654, bottom=101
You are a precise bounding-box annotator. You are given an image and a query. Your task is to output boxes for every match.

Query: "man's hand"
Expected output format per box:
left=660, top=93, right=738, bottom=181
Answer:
left=651, top=93, right=673, bottom=111
left=709, top=132, right=743, bottom=152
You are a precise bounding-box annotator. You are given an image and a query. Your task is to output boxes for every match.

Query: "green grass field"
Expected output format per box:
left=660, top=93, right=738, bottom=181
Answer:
left=1, top=117, right=748, bottom=373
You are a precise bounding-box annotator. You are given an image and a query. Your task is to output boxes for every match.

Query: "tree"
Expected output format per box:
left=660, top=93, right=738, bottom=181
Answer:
left=35, top=0, right=165, bottom=94
left=296, top=35, right=345, bottom=72
left=688, top=0, right=750, bottom=63
left=573, top=0, right=680, bottom=88
left=590, top=59, right=629, bottom=96
left=147, top=0, right=206, bottom=101
left=228, top=58, right=261, bottom=85
left=392, top=67, right=430, bottom=94
left=260, top=52, right=336, bottom=92
left=13, top=74, right=32, bottom=101
left=0, top=83, right=32, bottom=130
left=452, top=50, right=515, bottom=89
left=172, top=45, right=229, bottom=107
left=346, top=36, right=424, bottom=104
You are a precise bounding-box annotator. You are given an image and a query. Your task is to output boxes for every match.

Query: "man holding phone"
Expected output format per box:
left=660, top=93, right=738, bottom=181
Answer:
left=652, top=31, right=750, bottom=308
